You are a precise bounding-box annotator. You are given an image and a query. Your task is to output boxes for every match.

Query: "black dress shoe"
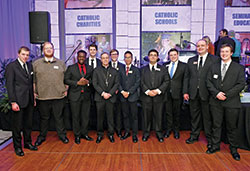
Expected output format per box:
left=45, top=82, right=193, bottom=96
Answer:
left=75, top=137, right=81, bottom=144
left=60, top=137, right=69, bottom=144
left=116, top=131, right=122, bottom=138
left=164, top=130, right=171, bottom=138
left=142, top=136, right=149, bottom=142
left=81, top=135, right=94, bottom=141
left=109, top=135, right=115, bottom=143
left=157, top=137, right=164, bottom=143
left=207, top=144, right=212, bottom=149
left=24, top=144, right=38, bottom=151
left=232, top=152, right=240, bottom=161
left=35, top=138, right=45, bottom=146
left=132, top=135, right=138, bottom=143
left=121, top=132, right=131, bottom=140
left=206, top=148, right=220, bottom=154
left=15, top=148, right=24, bottom=157
left=96, top=136, right=103, bottom=144
left=186, top=137, right=198, bottom=144
left=174, top=132, right=180, bottom=139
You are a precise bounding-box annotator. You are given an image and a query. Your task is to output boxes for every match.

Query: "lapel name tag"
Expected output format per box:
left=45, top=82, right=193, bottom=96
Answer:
left=193, top=61, right=198, bottom=64
left=116, top=68, right=119, bottom=71
left=128, top=71, right=133, bottom=74
left=30, top=72, right=33, bottom=75
left=213, top=74, right=218, bottom=79
left=109, top=74, right=112, bottom=77
left=54, top=66, right=59, bottom=69
left=155, top=68, right=160, bottom=71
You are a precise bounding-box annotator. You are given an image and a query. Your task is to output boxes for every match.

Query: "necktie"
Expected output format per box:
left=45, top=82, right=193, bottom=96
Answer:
left=80, top=65, right=85, bottom=76
left=126, top=66, right=129, bottom=76
left=113, top=62, right=116, bottom=68
left=170, top=62, right=175, bottom=78
left=152, top=65, right=155, bottom=72
left=198, top=56, right=203, bottom=71
left=91, top=59, right=94, bottom=68
left=221, top=63, right=227, bottom=80
left=23, top=63, right=28, bottom=75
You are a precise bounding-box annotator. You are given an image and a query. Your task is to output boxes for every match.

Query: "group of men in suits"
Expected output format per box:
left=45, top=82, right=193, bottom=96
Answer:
left=5, top=40, right=245, bottom=161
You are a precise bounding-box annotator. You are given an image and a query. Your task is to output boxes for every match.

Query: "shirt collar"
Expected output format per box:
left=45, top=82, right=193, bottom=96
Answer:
left=222, top=59, right=232, bottom=66
left=44, top=57, right=54, bottom=62
left=17, top=58, right=25, bottom=66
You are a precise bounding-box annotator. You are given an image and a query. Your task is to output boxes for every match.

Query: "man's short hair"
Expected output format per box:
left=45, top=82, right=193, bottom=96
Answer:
left=77, top=50, right=87, bottom=56
left=168, top=48, right=179, bottom=55
left=124, top=51, right=133, bottom=58
left=42, top=42, right=54, bottom=50
left=18, top=46, right=30, bottom=54
left=220, top=29, right=228, bottom=36
left=88, top=43, right=98, bottom=50
left=148, top=49, right=159, bottom=56
left=110, top=49, right=119, bottom=55
left=100, top=52, right=109, bottom=58
left=220, top=43, right=234, bottom=53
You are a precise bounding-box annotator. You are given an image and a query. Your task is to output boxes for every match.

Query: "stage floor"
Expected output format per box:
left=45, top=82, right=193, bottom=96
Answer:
left=0, top=131, right=250, bottom=171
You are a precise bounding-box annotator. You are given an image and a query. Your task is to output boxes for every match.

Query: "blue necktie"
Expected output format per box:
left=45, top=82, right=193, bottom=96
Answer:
left=170, top=62, right=175, bottom=78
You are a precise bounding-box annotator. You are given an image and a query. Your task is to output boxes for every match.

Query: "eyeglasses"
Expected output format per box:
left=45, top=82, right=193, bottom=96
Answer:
left=111, top=53, right=118, bottom=55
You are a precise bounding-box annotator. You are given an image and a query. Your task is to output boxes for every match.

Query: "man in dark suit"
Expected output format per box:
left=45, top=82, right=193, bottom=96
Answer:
left=184, top=40, right=219, bottom=147
left=64, top=50, right=94, bottom=144
left=110, top=49, right=124, bottom=137
left=206, top=44, right=245, bottom=161
left=85, top=44, right=101, bottom=69
left=92, top=52, right=119, bottom=143
left=216, top=29, right=235, bottom=57
left=140, top=49, right=169, bottom=142
left=5, top=46, right=37, bottom=156
left=119, top=51, right=140, bottom=143
left=163, top=48, right=188, bottom=139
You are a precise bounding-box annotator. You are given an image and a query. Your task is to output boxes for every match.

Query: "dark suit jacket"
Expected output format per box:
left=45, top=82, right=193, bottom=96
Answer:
left=85, top=57, right=101, bottom=68
left=184, top=54, right=219, bottom=101
left=216, top=36, right=236, bottom=56
left=119, top=65, right=140, bottom=102
left=92, top=65, right=119, bottom=103
left=140, top=64, right=169, bottom=103
left=64, top=63, right=93, bottom=102
left=206, top=61, right=245, bottom=108
left=163, top=61, right=188, bottom=100
left=5, top=59, right=34, bottom=108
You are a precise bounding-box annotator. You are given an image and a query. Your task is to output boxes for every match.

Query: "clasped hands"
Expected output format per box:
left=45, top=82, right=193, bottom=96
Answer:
left=216, top=92, right=227, bottom=101
left=77, top=77, right=89, bottom=86
left=148, top=89, right=159, bottom=97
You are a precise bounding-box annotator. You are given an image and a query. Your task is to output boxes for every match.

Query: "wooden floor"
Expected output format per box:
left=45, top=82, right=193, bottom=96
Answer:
left=0, top=131, right=250, bottom=171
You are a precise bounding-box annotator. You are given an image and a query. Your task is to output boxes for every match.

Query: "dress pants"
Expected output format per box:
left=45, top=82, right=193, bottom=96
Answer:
left=69, top=95, right=91, bottom=137
left=114, top=100, right=122, bottom=133
left=142, top=101, right=163, bottom=138
left=96, top=101, right=114, bottom=136
left=210, top=105, right=239, bottom=153
left=165, top=95, right=182, bottom=132
left=38, top=98, right=66, bottom=139
left=11, top=102, right=33, bottom=149
left=121, top=101, right=138, bottom=136
left=189, top=91, right=212, bottom=144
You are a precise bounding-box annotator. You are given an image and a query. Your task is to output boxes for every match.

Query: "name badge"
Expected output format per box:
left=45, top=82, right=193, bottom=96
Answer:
left=54, top=66, right=59, bottom=69
left=193, top=61, right=198, bottom=64
left=116, top=68, right=119, bottom=71
left=30, top=72, right=33, bottom=75
left=213, top=74, right=218, bottom=79
left=128, top=71, right=133, bottom=74
left=155, top=68, right=161, bottom=71
left=109, top=74, right=112, bottom=77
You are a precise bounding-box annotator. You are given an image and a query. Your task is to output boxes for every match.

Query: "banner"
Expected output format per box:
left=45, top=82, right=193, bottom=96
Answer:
left=224, top=8, right=250, bottom=32
left=65, top=9, right=112, bottom=34
left=142, top=6, right=191, bottom=31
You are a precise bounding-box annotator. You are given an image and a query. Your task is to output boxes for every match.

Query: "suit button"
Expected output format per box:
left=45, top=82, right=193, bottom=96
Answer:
left=221, top=84, right=223, bottom=87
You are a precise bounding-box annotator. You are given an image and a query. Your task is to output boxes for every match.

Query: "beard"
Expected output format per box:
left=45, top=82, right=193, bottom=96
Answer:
left=44, top=52, right=53, bottom=58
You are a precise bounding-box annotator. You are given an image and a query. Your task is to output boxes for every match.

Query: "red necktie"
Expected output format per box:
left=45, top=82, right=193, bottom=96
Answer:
left=126, top=66, right=129, bottom=76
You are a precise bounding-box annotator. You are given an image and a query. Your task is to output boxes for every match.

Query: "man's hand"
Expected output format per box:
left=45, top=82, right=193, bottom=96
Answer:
left=148, top=90, right=157, bottom=97
left=11, top=102, right=20, bottom=112
left=183, top=94, right=189, bottom=101
left=77, top=77, right=89, bottom=86
left=122, top=91, right=129, bottom=98
left=63, top=91, right=68, bottom=97
left=216, top=92, right=226, bottom=101
left=103, top=92, right=112, bottom=99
